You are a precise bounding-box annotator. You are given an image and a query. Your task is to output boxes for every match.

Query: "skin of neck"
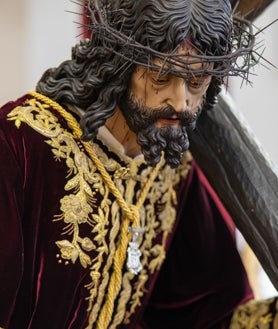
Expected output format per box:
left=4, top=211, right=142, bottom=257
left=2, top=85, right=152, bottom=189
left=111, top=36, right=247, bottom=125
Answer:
left=105, top=107, right=141, bottom=158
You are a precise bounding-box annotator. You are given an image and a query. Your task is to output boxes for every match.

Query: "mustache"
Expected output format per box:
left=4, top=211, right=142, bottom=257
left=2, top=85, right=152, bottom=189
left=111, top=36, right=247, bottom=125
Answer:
left=134, top=105, right=202, bottom=132
left=146, top=105, right=201, bottom=125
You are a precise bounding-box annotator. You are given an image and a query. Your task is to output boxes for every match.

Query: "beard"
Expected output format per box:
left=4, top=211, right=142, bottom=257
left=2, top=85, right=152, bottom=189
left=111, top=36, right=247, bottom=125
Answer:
left=118, top=92, right=203, bottom=168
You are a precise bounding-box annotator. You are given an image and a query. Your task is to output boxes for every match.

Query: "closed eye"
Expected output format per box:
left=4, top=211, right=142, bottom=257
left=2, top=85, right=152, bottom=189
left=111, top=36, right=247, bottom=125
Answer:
left=149, top=71, right=170, bottom=85
left=187, top=77, right=206, bottom=89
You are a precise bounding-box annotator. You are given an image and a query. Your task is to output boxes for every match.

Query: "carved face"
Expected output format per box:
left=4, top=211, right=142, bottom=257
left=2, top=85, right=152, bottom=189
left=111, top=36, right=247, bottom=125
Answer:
left=119, top=45, right=212, bottom=167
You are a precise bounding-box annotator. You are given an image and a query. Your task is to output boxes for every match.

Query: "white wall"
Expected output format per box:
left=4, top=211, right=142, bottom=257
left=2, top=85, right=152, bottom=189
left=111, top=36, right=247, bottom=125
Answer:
left=23, top=0, right=79, bottom=91
left=0, top=0, right=26, bottom=102
left=0, top=0, right=78, bottom=104
left=230, top=1, right=278, bottom=167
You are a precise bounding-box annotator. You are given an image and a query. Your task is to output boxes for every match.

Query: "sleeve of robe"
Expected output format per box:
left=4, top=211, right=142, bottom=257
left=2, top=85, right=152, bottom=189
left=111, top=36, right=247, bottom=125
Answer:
left=140, top=162, right=254, bottom=329
left=0, top=97, right=27, bottom=328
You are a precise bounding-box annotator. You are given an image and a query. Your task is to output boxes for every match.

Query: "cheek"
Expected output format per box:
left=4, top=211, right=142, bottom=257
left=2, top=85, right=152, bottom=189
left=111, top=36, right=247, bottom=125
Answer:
left=188, top=95, right=203, bottom=109
left=188, top=91, right=206, bottom=109
left=144, top=83, right=166, bottom=107
left=130, top=78, right=164, bottom=108
left=129, top=69, right=149, bottom=103
left=189, top=80, right=211, bottom=109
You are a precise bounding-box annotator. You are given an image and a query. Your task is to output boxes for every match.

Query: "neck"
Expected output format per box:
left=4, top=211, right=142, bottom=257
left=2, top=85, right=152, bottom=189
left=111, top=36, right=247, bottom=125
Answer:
left=105, top=107, right=141, bottom=158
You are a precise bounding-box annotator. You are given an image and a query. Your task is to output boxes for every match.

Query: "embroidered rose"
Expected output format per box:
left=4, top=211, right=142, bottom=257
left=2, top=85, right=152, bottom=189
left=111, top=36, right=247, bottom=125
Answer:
left=60, top=194, right=92, bottom=224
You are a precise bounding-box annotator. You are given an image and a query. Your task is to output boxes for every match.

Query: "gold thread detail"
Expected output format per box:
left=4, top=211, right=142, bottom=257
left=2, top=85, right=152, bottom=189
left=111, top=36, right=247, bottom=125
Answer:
left=229, top=297, right=277, bottom=329
left=28, top=91, right=163, bottom=329
left=9, top=91, right=190, bottom=328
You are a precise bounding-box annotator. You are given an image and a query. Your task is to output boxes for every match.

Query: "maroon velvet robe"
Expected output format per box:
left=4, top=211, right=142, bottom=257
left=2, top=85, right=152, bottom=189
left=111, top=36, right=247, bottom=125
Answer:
left=0, top=94, right=253, bottom=329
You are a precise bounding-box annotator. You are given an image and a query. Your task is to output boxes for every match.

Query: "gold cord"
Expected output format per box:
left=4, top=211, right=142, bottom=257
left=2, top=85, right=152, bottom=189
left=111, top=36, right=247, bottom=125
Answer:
left=28, top=91, right=163, bottom=328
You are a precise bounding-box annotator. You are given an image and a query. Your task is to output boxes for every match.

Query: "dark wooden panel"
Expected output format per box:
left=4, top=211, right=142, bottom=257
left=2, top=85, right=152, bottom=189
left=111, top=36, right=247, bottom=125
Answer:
left=230, top=0, right=277, bottom=20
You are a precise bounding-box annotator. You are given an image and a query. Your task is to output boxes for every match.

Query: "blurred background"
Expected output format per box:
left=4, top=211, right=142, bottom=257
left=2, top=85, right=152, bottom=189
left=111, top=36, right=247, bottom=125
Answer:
left=1, top=0, right=277, bottom=298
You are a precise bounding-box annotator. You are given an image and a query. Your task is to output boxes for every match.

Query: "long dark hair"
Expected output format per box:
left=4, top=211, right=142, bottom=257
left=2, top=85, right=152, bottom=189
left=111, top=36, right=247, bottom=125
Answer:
left=36, top=0, right=237, bottom=140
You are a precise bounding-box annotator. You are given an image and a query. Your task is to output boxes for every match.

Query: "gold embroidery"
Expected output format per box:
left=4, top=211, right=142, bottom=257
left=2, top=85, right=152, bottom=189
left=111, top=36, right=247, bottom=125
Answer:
left=8, top=98, right=61, bottom=136
left=8, top=95, right=191, bottom=328
left=8, top=99, right=118, bottom=314
left=9, top=101, right=103, bottom=263
left=230, top=298, right=278, bottom=329
left=111, top=164, right=186, bottom=327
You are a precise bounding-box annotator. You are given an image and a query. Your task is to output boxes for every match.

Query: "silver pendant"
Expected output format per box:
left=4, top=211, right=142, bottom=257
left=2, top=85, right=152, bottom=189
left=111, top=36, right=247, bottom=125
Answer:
left=127, top=227, right=145, bottom=275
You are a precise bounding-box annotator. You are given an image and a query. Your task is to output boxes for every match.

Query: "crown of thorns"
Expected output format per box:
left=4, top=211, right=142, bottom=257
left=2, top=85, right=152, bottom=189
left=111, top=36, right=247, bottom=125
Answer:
left=78, top=0, right=264, bottom=82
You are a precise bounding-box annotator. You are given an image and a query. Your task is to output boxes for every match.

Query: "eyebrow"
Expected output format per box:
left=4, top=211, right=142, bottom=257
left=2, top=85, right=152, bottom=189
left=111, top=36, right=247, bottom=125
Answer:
left=148, top=56, right=213, bottom=78
left=148, top=66, right=211, bottom=81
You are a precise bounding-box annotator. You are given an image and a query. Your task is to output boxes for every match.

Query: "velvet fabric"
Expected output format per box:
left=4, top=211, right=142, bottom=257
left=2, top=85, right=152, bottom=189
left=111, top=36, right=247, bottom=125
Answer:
left=140, top=166, right=253, bottom=329
left=0, top=95, right=253, bottom=329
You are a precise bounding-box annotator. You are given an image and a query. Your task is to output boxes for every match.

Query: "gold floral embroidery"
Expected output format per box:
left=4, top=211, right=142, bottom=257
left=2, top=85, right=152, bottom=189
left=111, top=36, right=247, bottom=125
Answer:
left=8, top=100, right=103, bottom=268
left=8, top=96, right=191, bottom=328
left=110, top=162, right=190, bottom=328
left=9, top=99, right=120, bottom=323
left=230, top=297, right=278, bottom=329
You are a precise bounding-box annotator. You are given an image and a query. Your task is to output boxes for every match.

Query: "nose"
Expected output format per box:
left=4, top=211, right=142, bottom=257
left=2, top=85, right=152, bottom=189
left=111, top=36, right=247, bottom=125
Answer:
left=166, top=77, right=189, bottom=113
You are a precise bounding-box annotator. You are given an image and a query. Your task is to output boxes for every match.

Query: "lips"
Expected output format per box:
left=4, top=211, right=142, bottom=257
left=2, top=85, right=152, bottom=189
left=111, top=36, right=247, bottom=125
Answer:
left=156, top=118, right=180, bottom=127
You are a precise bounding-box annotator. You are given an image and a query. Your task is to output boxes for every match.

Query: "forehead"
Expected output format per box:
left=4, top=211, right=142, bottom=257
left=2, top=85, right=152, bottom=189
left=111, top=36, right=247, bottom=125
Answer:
left=150, top=44, right=213, bottom=77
